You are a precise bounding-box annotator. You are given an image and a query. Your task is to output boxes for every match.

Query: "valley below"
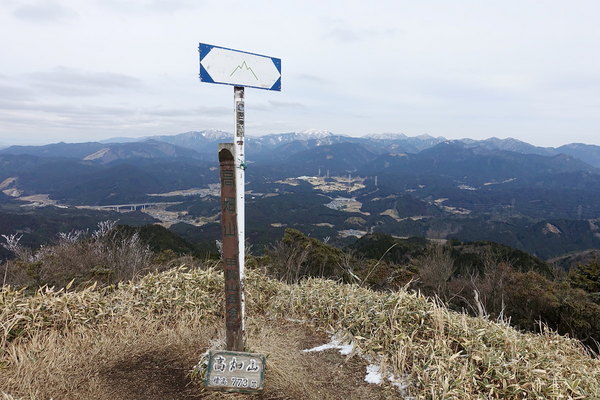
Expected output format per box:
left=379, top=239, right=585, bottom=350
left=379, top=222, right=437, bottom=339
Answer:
left=2, top=131, right=600, bottom=399
left=3, top=130, right=600, bottom=261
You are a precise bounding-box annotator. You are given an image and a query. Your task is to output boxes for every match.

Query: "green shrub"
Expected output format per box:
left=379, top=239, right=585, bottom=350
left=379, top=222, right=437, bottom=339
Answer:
left=265, top=228, right=344, bottom=282
left=569, top=260, right=600, bottom=295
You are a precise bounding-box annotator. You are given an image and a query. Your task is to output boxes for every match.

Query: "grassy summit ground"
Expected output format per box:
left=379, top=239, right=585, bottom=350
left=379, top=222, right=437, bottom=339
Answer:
left=1, top=265, right=598, bottom=399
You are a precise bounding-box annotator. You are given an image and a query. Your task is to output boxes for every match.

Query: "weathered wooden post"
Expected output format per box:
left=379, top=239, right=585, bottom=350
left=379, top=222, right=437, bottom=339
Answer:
left=199, top=42, right=280, bottom=393
left=218, top=144, right=244, bottom=351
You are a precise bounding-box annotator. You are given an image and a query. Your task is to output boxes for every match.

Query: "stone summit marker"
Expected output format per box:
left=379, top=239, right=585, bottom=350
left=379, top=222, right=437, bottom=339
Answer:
left=198, top=43, right=281, bottom=393
left=205, top=350, right=266, bottom=392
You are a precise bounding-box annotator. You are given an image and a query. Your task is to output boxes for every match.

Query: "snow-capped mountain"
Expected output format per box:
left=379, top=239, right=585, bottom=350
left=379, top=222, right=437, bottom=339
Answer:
left=298, top=129, right=334, bottom=138
left=152, top=130, right=230, bottom=143
left=252, top=130, right=334, bottom=145
left=127, top=130, right=232, bottom=154
left=365, top=133, right=408, bottom=140
left=7, top=130, right=600, bottom=168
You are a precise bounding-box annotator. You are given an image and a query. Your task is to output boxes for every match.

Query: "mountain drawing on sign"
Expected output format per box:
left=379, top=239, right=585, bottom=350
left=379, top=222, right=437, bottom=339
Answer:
left=230, top=61, right=258, bottom=80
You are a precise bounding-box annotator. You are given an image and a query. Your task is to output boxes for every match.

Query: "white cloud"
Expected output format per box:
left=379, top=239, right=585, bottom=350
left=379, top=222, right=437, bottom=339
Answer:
left=0, top=0, right=599, bottom=147
left=27, top=66, right=143, bottom=96
left=12, top=0, right=77, bottom=22
left=98, top=0, right=198, bottom=15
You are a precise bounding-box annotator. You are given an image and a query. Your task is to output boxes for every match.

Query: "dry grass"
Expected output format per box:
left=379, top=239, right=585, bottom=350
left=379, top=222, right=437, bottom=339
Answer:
left=2, top=313, right=216, bottom=399
left=1, top=223, right=157, bottom=289
left=265, top=278, right=600, bottom=399
left=1, top=308, right=392, bottom=399
left=0, top=266, right=223, bottom=349
left=1, top=266, right=599, bottom=399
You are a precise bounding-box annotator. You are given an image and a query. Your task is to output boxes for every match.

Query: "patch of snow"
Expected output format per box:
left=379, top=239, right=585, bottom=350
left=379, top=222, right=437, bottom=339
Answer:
left=366, top=133, right=408, bottom=140
left=199, top=130, right=231, bottom=140
left=300, top=128, right=333, bottom=137
left=338, top=344, right=354, bottom=355
left=304, top=333, right=413, bottom=397
left=364, top=363, right=412, bottom=394
left=365, top=364, right=383, bottom=384
left=302, top=337, right=354, bottom=356
left=302, top=342, right=342, bottom=352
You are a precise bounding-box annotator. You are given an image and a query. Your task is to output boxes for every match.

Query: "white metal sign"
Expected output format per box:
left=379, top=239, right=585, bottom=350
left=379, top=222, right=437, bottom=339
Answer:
left=199, top=43, right=281, bottom=91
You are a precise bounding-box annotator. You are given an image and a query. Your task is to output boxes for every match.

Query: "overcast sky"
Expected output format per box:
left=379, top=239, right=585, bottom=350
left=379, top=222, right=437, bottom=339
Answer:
left=1, top=0, right=599, bottom=147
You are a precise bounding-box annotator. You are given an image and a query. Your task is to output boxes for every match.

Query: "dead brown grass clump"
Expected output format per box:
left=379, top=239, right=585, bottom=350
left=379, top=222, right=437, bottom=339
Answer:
left=1, top=267, right=599, bottom=399
left=265, top=277, right=600, bottom=399
left=0, top=266, right=223, bottom=349
left=2, top=313, right=216, bottom=399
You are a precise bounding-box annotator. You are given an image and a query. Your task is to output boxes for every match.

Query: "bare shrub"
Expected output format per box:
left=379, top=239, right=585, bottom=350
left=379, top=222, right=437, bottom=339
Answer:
left=467, top=252, right=511, bottom=319
left=215, top=239, right=223, bottom=258
left=92, top=229, right=154, bottom=282
left=1, top=233, right=32, bottom=262
left=1, top=234, right=22, bottom=254
left=444, top=250, right=512, bottom=321
left=337, top=248, right=361, bottom=284
left=0, top=221, right=155, bottom=289
left=265, top=239, right=311, bottom=283
left=57, top=229, right=87, bottom=244
left=92, top=220, right=118, bottom=240
left=412, top=244, right=455, bottom=300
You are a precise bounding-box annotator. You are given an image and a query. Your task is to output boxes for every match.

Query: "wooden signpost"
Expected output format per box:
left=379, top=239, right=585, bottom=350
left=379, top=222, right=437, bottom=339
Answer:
left=199, top=43, right=281, bottom=393
left=217, top=144, right=243, bottom=351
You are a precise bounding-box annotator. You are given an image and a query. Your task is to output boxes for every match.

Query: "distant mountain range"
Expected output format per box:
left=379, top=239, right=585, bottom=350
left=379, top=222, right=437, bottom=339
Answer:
left=6, top=130, right=599, bottom=167
left=1, top=140, right=200, bottom=164
left=2, top=130, right=600, bottom=260
left=2, top=130, right=600, bottom=213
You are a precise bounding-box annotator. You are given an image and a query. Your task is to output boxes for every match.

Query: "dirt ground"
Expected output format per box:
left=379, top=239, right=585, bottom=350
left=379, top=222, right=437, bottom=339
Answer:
left=1, top=318, right=401, bottom=400
left=97, top=322, right=398, bottom=400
